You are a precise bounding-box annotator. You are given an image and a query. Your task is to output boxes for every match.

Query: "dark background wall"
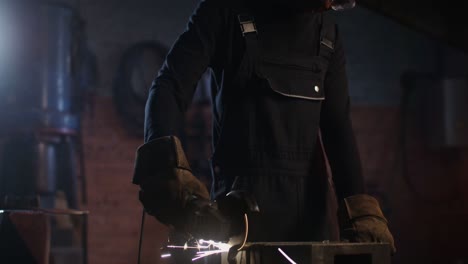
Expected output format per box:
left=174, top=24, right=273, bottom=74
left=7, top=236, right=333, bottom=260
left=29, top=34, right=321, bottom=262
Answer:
left=74, top=1, right=468, bottom=263
left=79, top=0, right=199, bottom=96
left=335, top=7, right=468, bottom=105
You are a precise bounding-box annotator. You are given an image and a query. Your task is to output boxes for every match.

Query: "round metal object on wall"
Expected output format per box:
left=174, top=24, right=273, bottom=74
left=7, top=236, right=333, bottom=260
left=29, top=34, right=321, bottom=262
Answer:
left=113, top=41, right=168, bottom=137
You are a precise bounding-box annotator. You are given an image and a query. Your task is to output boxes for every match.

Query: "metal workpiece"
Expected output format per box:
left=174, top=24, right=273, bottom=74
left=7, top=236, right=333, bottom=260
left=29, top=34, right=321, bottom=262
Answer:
left=222, top=242, right=391, bottom=264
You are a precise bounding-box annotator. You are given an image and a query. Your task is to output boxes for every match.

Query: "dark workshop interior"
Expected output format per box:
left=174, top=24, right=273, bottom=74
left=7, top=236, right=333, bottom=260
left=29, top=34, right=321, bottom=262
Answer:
left=0, top=0, right=467, bottom=263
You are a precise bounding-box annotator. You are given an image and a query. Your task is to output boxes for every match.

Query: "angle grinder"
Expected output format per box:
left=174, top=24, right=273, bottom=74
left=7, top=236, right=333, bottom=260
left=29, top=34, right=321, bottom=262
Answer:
left=184, top=190, right=259, bottom=243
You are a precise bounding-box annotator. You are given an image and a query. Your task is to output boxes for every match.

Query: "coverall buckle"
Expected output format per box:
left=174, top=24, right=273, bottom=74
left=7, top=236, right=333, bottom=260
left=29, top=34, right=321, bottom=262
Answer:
left=238, top=15, right=257, bottom=36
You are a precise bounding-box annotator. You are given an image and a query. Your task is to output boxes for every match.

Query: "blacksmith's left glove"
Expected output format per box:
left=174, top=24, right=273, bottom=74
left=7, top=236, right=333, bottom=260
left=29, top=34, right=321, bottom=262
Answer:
left=338, top=194, right=396, bottom=253
left=133, top=136, right=210, bottom=229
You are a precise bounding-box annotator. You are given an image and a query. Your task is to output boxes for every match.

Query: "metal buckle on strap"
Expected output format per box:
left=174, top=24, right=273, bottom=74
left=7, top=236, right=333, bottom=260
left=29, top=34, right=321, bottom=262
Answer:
left=320, top=37, right=334, bottom=50
left=238, top=15, right=257, bottom=36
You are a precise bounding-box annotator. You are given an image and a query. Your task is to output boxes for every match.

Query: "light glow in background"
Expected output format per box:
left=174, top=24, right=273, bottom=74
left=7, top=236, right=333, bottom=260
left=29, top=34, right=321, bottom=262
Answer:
left=0, top=3, right=16, bottom=77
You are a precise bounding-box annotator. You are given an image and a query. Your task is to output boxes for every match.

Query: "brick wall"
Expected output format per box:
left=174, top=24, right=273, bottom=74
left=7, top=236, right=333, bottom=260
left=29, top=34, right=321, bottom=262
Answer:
left=82, top=97, right=144, bottom=264
left=83, top=97, right=182, bottom=264
left=352, top=107, right=468, bottom=264
left=82, top=97, right=211, bottom=264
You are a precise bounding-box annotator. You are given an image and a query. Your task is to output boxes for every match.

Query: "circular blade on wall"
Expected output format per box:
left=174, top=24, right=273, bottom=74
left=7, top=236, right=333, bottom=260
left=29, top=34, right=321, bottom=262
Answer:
left=113, top=41, right=168, bottom=137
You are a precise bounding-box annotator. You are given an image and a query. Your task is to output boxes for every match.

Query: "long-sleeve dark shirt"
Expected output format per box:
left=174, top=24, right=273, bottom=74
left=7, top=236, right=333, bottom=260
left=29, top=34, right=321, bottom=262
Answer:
left=144, top=0, right=364, bottom=201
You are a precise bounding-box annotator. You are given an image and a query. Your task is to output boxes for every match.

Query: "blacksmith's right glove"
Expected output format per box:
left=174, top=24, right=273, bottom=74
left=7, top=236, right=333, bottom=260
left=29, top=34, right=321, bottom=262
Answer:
left=133, top=136, right=210, bottom=230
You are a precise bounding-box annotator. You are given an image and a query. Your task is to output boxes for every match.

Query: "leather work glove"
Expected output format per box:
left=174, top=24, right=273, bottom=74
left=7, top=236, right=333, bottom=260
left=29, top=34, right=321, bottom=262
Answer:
left=133, top=136, right=210, bottom=230
left=338, top=194, right=396, bottom=253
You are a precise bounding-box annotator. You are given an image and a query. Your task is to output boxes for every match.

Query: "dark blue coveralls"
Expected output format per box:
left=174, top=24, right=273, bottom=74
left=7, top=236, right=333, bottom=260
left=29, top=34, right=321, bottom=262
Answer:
left=144, top=0, right=365, bottom=242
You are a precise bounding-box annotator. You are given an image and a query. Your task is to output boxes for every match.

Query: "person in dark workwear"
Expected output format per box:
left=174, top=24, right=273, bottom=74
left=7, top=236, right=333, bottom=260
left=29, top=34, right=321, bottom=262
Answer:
left=133, top=0, right=395, bottom=259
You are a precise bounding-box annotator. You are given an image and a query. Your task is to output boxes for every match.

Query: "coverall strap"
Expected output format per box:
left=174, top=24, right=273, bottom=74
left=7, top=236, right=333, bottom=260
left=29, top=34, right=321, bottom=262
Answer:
left=238, top=13, right=260, bottom=77
left=319, top=12, right=336, bottom=60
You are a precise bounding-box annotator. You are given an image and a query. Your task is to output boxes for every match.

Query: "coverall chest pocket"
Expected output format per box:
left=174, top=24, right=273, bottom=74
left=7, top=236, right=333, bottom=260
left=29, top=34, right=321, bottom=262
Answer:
left=261, top=57, right=326, bottom=101
left=244, top=56, right=326, bottom=154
